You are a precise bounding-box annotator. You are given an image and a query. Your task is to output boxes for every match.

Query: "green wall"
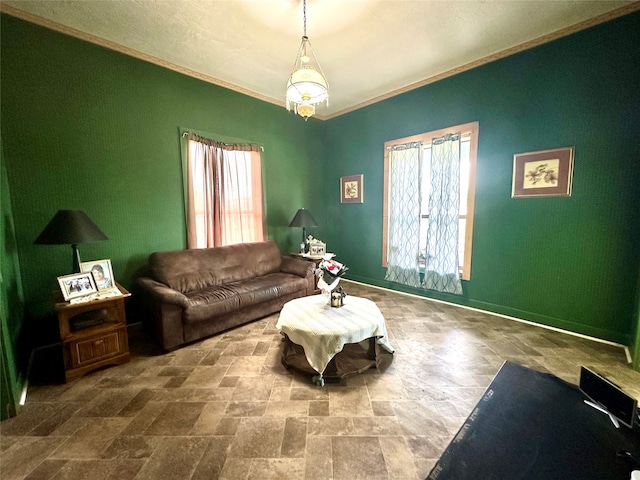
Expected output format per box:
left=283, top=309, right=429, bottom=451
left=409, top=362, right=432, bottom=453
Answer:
left=320, top=12, right=640, bottom=345
left=633, top=272, right=640, bottom=370
left=1, top=136, right=25, bottom=419
left=0, top=14, right=325, bottom=324
left=1, top=8, right=639, bottom=404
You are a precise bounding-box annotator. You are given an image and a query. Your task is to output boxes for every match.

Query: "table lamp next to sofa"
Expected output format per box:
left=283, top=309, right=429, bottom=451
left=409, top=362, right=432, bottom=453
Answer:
left=288, top=208, right=317, bottom=253
left=34, top=210, right=108, bottom=273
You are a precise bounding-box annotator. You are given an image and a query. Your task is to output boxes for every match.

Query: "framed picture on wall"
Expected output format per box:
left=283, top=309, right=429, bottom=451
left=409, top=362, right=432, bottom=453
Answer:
left=340, top=174, right=364, bottom=203
left=512, top=147, right=574, bottom=198
left=80, top=259, right=115, bottom=290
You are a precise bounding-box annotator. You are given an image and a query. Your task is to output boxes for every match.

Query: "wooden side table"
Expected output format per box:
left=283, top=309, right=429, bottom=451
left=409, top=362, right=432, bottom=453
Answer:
left=55, top=283, right=131, bottom=382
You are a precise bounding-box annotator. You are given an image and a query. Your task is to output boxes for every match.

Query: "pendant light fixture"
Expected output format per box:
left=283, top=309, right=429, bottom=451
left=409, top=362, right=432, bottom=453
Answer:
left=285, top=0, right=329, bottom=121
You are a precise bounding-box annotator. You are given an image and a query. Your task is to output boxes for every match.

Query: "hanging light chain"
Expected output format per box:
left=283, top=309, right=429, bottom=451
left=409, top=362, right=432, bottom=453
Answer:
left=303, top=0, right=307, bottom=37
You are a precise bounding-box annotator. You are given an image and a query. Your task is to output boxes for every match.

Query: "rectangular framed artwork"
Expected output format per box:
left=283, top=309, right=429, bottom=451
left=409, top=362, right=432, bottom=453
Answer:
left=340, top=174, right=364, bottom=203
left=57, top=272, right=98, bottom=301
left=512, top=147, right=574, bottom=198
left=80, top=259, right=115, bottom=290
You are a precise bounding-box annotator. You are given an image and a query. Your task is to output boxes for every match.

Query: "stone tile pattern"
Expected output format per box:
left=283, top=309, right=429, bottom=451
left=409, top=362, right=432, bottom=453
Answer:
left=2, top=282, right=638, bottom=479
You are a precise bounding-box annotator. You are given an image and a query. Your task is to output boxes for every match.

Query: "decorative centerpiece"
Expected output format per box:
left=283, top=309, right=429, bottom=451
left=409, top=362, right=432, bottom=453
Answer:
left=315, top=256, right=349, bottom=307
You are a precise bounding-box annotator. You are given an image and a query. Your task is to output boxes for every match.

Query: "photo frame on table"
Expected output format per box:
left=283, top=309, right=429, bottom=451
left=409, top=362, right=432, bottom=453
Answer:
left=80, top=259, right=115, bottom=290
left=340, top=174, right=364, bottom=203
left=309, top=242, right=326, bottom=257
left=57, top=272, right=98, bottom=301
left=512, top=147, right=574, bottom=198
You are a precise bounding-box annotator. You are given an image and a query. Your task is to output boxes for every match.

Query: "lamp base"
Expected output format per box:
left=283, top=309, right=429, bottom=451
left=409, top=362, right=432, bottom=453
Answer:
left=302, top=227, right=307, bottom=253
left=72, top=244, right=81, bottom=273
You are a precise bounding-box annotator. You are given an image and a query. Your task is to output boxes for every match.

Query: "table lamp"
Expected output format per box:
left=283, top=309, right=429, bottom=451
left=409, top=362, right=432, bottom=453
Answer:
left=34, top=210, right=108, bottom=273
left=288, top=208, right=318, bottom=252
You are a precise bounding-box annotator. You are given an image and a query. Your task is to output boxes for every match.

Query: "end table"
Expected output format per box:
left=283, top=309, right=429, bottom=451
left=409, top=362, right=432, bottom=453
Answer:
left=55, top=283, right=131, bottom=382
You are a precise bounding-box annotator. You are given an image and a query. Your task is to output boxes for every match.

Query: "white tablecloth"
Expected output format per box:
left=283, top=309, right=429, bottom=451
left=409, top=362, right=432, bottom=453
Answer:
left=276, top=294, right=395, bottom=374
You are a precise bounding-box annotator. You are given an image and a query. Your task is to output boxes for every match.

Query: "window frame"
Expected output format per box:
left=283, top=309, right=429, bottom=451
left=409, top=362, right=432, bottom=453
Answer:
left=182, top=131, right=265, bottom=249
left=382, top=121, right=479, bottom=281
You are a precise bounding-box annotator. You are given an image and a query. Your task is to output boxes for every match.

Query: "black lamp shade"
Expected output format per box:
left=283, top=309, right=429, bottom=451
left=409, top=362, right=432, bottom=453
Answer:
left=289, top=208, right=317, bottom=251
left=35, top=210, right=108, bottom=245
left=288, top=208, right=318, bottom=228
left=35, top=210, right=108, bottom=273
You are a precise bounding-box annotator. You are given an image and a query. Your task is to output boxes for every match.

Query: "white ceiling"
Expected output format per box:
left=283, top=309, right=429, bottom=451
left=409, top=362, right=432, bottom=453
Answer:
left=2, top=1, right=637, bottom=119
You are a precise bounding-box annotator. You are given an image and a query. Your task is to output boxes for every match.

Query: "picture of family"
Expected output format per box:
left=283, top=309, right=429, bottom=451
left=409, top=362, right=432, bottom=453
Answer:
left=57, top=272, right=98, bottom=301
left=80, top=259, right=115, bottom=290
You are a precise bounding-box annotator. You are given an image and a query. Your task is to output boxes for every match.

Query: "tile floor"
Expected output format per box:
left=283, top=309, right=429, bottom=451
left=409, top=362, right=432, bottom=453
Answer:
left=1, top=281, right=639, bottom=479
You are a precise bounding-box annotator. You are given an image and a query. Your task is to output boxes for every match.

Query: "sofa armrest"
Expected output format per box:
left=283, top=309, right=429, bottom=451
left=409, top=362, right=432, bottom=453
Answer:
left=280, top=255, right=316, bottom=296
left=280, top=255, right=315, bottom=278
left=137, top=277, right=189, bottom=308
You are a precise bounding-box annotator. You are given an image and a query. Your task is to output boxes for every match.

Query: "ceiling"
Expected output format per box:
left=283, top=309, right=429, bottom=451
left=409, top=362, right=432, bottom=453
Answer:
left=2, top=1, right=638, bottom=119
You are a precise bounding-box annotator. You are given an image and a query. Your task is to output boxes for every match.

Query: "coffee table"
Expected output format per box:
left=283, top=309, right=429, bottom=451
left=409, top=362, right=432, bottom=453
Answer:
left=276, top=294, right=394, bottom=386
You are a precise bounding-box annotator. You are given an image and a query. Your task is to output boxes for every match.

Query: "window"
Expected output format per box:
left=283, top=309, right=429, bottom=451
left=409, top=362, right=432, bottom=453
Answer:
left=186, top=134, right=265, bottom=248
left=383, top=121, right=478, bottom=281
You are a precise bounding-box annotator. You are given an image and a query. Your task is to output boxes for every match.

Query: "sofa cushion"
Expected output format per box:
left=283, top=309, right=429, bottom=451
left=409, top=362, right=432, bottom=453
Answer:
left=235, top=273, right=308, bottom=306
left=184, top=284, right=242, bottom=321
left=149, top=241, right=282, bottom=293
left=183, top=273, right=308, bottom=323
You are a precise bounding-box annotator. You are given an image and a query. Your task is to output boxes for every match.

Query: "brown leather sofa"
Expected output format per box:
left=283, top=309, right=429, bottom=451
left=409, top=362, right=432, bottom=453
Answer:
left=137, top=240, right=315, bottom=351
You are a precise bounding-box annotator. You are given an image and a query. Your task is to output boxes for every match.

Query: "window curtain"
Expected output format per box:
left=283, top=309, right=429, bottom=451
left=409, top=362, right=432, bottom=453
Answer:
left=384, top=142, right=422, bottom=288
left=186, top=133, right=264, bottom=249
left=423, top=133, right=463, bottom=294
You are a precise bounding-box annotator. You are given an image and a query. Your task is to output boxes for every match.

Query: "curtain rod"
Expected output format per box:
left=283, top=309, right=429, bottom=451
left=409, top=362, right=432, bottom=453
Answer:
left=385, top=131, right=471, bottom=149
left=182, top=131, right=264, bottom=151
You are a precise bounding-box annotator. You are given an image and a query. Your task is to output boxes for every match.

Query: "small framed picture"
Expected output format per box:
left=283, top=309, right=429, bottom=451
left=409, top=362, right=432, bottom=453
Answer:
left=341, top=174, right=364, bottom=203
left=512, top=147, right=574, bottom=198
left=309, top=242, right=326, bottom=257
left=80, top=259, right=115, bottom=290
left=57, top=272, right=98, bottom=301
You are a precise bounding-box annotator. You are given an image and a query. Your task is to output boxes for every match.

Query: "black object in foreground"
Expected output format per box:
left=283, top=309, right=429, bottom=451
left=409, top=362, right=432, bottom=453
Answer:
left=427, top=361, right=640, bottom=480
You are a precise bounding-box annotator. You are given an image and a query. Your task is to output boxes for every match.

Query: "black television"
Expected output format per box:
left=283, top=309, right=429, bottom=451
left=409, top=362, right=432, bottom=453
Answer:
left=579, top=366, right=638, bottom=429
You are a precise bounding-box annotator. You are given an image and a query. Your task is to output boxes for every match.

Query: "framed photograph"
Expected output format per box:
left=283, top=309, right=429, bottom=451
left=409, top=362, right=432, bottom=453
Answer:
left=512, top=147, right=574, bottom=198
left=57, top=272, right=98, bottom=301
left=340, top=174, right=364, bottom=203
left=309, top=242, right=326, bottom=257
left=80, top=259, right=115, bottom=290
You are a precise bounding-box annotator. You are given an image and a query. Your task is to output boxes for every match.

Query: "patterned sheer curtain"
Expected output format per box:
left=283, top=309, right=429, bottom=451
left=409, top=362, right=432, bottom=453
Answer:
left=423, top=133, right=463, bottom=294
left=186, top=133, right=264, bottom=249
left=384, top=142, right=422, bottom=288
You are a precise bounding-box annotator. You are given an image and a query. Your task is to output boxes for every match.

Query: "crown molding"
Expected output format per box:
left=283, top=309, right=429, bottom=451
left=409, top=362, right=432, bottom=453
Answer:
left=322, top=1, right=640, bottom=120
left=2, top=2, right=639, bottom=121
